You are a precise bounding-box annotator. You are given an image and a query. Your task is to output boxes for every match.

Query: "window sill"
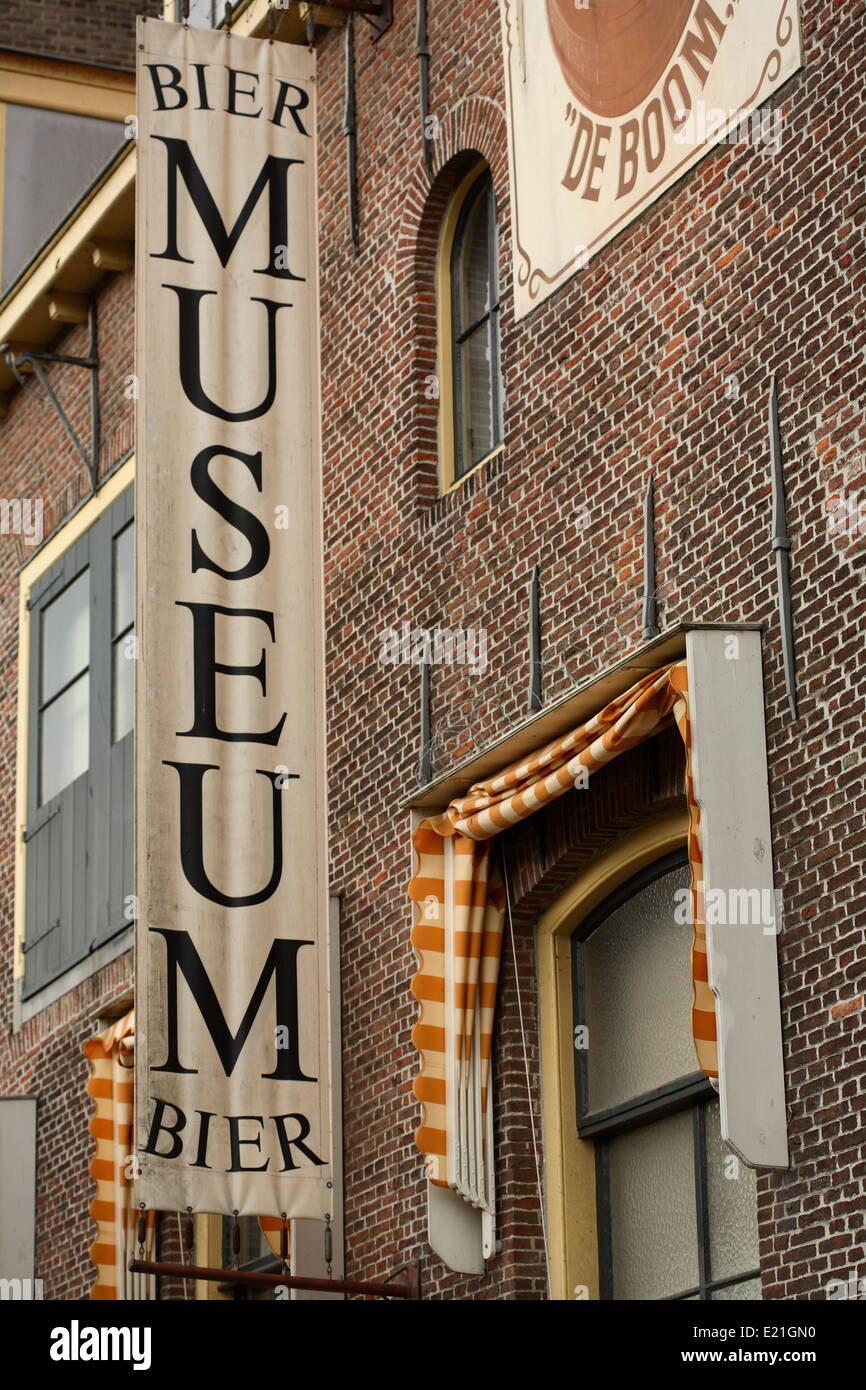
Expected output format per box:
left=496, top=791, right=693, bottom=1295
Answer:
left=441, top=442, right=505, bottom=496
left=16, top=925, right=133, bottom=1029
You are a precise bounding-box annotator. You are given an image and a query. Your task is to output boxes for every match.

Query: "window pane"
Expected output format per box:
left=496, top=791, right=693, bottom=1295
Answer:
left=584, top=864, right=694, bottom=1112
left=458, top=320, right=495, bottom=470
left=187, top=0, right=217, bottom=26
left=459, top=181, right=493, bottom=328
left=609, top=1109, right=698, bottom=1300
left=113, top=640, right=134, bottom=743
left=711, top=1278, right=762, bottom=1300
left=42, top=571, right=89, bottom=703
left=113, top=524, right=134, bottom=637
left=705, top=1102, right=760, bottom=1283
left=3, top=105, right=122, bottom=291
left=41, top=673, right=89, bottom=803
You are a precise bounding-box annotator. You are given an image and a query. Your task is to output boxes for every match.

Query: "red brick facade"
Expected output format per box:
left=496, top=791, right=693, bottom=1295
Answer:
left=0, top=1, right=161, bottom=72
left=0, top=0, right=863, bottom=1301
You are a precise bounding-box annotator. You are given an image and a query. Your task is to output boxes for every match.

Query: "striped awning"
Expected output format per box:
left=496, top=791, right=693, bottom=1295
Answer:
left=408, top=659, right=713, bottom=1193
left=85, top=1011, right=154, bottom=1299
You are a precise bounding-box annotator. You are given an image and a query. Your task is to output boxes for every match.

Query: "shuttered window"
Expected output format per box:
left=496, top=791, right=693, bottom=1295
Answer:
left=23, top=486, right=134, bottom=999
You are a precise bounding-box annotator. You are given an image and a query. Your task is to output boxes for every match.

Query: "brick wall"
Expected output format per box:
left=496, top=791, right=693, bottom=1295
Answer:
left=313, top=0, right=865, bottom=1300
left=0, top=0, right=863, bottom=1301
left=0, top=1, right=161, bottom=71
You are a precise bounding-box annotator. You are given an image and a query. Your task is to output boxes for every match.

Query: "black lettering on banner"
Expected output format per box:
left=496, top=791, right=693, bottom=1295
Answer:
left=150, top=928, right=316, bottom=1080
left=227, top=1116, right=269, bottom=1172
left=190, top=446, right=270, bottom=581
left=271, top=1113, right=327, bottom=1170
left=176, top=602, right=286, bottom=744
left=163, top=762, right=286, bottom=906
left=145, top=64, right=188, bottom=112
left=149, top=137, right=303, bottom=278
left=144, top=1097, right=186, bottom=1158
left=166, top=285, right=290, bottom=422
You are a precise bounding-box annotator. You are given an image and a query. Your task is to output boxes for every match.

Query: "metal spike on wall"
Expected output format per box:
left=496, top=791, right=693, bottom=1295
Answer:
left=344, top=16, right=360, bottom=252
left=769, top=376, right=799, bottom=719
left=416, top=0, right=433, bottom=177
left=419, top=659, right=432, bottom=785
left=528, top=563, right=543, bottom=712
left=641, top=474, right=659, bottom=640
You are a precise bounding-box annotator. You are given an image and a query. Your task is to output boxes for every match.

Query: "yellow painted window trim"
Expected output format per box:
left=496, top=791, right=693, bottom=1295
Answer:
left=14, top=457, right=135, bottom=983
left=0, top=52, right=134, bottom=121
left=442, top=441, right=505, bottom=495
left=436, top=157, right=498, bottom=495
left=536, top=807, right=689, bottom=1301
left=195, top=1215, right=232, bottom=1300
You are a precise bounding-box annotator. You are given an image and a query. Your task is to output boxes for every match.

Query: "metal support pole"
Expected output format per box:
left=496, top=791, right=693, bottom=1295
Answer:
left=128, top=1257, right=421, bottom=1299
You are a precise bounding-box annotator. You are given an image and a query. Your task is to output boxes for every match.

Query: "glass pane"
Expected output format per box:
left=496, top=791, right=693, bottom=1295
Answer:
left=609, top=1109, right=698, bottom=1300
left=584, top=864, right=694, bottom=1111
left=711, top=1278, right=762, bottom=1300
left=187, top=0, right=217, bottom=27
left=41, top=570, right=89, bottom=703
left=458, top=320, right=494, bottom=470
left=41, top=673, right=89, bottom=803
left=705, top=1102, right=760, bottom=1283
left=3, top=105, right=123, bottom=291
left=113, top=524, right=134, bottom=637
left=459, top=180, right=492, bottom=328
left=113, top=639, right=134, bottom=743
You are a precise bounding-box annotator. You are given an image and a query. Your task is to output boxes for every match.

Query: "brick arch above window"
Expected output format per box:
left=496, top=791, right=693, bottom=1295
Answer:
left=395, top=99, right=510, bottom=511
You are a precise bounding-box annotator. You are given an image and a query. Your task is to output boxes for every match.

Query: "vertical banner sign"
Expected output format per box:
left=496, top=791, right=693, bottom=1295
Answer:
left=501, top=0, right=803, bottom=317
left=135, top=19, right=331, bottom=1218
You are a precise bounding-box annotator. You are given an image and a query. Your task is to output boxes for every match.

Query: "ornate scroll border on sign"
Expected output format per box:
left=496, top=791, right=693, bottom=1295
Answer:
left=500, top=0, right=803, bottom=316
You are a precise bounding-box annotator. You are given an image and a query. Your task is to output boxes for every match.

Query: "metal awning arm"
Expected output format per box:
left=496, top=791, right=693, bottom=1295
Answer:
left=1, top=302, right=100, bottom=493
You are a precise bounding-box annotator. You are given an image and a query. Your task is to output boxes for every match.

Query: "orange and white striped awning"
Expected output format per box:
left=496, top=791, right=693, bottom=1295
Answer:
left=408, top=659, right=713, bottom=1192
left=85, top=1011, right=153, bottom=1299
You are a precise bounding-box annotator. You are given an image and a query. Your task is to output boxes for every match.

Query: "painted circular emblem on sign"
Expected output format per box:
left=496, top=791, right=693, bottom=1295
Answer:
left=546, top=0, right=696, bottom=118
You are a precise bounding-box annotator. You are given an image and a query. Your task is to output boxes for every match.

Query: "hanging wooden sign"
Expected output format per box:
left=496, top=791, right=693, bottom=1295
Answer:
left=134, top=18, right=331, bottom=1218
left=501, top=0, right=803, bottom=317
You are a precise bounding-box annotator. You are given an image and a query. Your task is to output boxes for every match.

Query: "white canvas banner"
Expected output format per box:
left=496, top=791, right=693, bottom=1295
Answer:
left=501, top=0, right=803, bottom=317
left=134, top=19, right=331, bottom=1219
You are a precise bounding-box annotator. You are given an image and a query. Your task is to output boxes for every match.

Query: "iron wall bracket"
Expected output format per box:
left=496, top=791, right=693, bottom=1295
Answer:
left=2, top=303, right=100, bottom=493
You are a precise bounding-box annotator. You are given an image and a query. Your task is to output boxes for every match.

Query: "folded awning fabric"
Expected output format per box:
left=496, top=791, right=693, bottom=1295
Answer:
left=408, top=659, right=715, bottom=1192
left=85, top=1010, right=154, bottom=1299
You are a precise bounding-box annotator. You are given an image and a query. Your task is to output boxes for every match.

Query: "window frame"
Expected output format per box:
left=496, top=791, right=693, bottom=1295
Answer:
left=571, top=850, right=760, bottom=1302
left=436, top=159, right=504, bottom=493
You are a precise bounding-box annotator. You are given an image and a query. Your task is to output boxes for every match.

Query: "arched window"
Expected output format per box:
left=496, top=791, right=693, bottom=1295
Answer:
left=572, top=852, right=761, bottom=1301
left=438, top=163, right=503, bottom=488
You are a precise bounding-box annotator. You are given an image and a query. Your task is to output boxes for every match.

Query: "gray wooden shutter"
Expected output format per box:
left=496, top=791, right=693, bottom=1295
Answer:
left=24, top=529, right=94, bottom=996
left=23, top=486, right=134, bottom=998
left=105, top=485, right=134, bottom=948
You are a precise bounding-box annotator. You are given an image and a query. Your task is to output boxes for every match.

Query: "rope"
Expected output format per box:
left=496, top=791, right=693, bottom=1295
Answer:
left=499, top=845, right=551, bottom=1298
